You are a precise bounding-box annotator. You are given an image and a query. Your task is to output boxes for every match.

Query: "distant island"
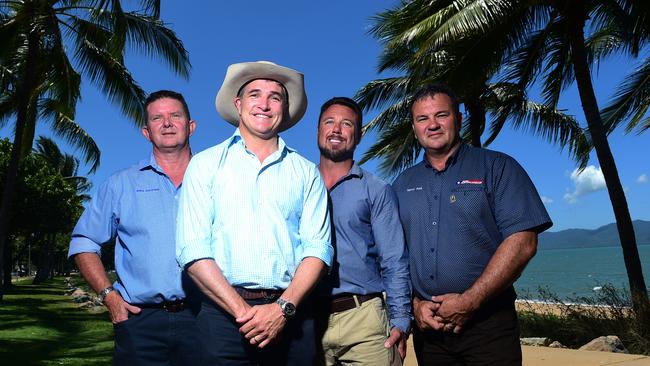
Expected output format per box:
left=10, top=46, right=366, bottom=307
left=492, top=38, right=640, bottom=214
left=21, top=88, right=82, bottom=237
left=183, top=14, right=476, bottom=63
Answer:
left=539, top=220, right=650, bottom=249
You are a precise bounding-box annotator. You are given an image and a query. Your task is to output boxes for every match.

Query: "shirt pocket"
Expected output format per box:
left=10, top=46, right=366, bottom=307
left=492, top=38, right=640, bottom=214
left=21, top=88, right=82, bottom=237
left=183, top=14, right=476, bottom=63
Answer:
left=449, top=186, right=489, bottom=221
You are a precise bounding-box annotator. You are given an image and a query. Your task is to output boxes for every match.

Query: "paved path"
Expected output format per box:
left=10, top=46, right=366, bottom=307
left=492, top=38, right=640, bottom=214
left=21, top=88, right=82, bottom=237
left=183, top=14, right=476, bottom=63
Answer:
left=402, top=339, right=650, bottom=365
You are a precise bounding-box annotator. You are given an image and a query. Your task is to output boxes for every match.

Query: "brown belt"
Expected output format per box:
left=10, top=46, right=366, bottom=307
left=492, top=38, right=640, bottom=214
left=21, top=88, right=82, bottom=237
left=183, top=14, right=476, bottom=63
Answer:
left=234, top=287, right=282, bottom=301
left=319, top=293, right=383, bottom=314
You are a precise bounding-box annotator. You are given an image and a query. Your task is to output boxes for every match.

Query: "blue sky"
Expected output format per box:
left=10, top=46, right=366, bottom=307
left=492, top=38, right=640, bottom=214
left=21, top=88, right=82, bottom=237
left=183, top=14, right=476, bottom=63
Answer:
left=4, top=1, right=650, bottom=232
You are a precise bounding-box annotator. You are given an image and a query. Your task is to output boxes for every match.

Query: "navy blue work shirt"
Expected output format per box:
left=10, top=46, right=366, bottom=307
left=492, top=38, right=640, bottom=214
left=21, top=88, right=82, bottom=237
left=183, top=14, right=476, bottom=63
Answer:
left=392, top=144, right=552, bottom=300
left=320, top=164, right=412, bottom=332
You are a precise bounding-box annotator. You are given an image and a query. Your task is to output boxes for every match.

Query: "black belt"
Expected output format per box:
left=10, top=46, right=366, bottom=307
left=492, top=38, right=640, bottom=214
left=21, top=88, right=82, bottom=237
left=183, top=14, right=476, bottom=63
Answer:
left=318, top=293, right=383, bottom=313
left=234, top=287, right=282, bottom=301
left=134, top=300, right=187, bottom=313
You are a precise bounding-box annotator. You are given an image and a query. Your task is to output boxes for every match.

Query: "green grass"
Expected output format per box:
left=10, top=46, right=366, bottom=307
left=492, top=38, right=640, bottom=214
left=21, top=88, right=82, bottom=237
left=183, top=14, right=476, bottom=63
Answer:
left=0, top=276, right=113, bottom=365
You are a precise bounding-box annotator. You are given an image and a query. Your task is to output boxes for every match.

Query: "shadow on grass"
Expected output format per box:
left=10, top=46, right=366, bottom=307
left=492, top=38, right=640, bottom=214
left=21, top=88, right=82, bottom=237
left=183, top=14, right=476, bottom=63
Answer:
left=0, top=277, right=113, bottom=365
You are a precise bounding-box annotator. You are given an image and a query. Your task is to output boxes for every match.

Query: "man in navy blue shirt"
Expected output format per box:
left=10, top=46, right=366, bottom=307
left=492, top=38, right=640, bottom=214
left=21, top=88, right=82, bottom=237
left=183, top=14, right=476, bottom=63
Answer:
left=68, top=90, right=200, bottom=365
left=393, top=84, right=552, bottom=365
left=315, top=97, right=411, bottom=365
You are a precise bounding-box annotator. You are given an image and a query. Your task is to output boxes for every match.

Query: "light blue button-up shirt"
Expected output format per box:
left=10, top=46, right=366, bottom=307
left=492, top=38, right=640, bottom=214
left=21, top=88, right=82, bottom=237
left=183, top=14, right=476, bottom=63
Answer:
left=68, top=155, right=191, bottom=304
left=176, top=130, right=333, bottom=290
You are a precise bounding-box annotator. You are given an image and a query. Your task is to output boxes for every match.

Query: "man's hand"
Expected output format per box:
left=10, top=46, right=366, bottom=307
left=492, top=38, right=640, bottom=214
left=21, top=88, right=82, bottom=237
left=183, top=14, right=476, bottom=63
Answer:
left=430, top=293, right=478, bottom=333
left=384, top=327, right=407, bottom=359
left=413, top=297, right=442, bottom=331
left=103, top=290, right=141, bottom=324
left=236, top=303, right=287, bottom=348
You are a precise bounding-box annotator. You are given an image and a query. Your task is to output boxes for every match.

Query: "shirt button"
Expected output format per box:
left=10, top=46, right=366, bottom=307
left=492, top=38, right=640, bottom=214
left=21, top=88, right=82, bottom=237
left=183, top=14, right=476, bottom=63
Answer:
left=432, top=221, right=437, bottom=226
left=434, top=195, right=438, bottom=200
left=430, top=248, right=435, bottom=252
left=429, top=275, right=434, bottom=279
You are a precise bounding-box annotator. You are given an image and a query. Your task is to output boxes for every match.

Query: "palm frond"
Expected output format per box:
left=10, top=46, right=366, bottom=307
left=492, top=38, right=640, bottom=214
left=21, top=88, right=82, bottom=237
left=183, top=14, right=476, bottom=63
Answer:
left=601, top=57, right=650, bottom=134
left=359, top=116, right=420, bottom=178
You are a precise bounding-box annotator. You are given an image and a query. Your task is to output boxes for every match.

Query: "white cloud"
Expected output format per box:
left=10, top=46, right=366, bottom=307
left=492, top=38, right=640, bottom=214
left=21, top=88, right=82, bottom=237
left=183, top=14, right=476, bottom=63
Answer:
left=638, top=174, right=648, bottom=184
left=541, top=196, right=554, bottom=204
left=563, top=165, right=606, bottom=204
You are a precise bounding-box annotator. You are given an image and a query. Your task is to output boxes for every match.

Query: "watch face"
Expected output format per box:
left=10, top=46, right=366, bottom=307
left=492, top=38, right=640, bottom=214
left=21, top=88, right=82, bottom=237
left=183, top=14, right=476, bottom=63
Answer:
left=283, top=302, right=296, bottom=317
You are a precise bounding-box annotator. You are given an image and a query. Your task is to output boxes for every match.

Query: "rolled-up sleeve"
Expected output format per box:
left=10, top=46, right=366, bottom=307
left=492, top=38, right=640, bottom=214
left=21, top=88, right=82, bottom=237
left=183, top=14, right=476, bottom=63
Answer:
left=298, top=167, right=333, bottom=267
left=176, top=155, right=216, bottom=268
left=68, top=180, right=116, bottom=258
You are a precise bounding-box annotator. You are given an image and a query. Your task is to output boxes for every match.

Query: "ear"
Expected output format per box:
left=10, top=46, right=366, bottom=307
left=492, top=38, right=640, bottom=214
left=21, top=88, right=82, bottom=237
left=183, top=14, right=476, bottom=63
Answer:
left=234, top=96, right=242, bottom=115
left=188, top=119, right=197, bottom=137
left=142, top=126, right=152, bottom=141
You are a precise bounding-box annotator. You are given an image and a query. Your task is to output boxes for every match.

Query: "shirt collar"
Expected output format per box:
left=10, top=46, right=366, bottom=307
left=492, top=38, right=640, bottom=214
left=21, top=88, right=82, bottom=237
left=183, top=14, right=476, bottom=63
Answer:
left=325, top=161, right=363, bottom=191
left=138, top=153, right=161, bottom=172
left=423, top=142, right=466, bottom=171
left=227, top=128, right=295, bottom=154
left=138, top=151, right=193, bottom=177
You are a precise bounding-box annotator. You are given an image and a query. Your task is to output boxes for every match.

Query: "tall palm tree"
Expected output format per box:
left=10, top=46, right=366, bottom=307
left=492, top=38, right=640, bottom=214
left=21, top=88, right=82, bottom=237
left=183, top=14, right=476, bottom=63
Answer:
left=0, top=0, right=190, bottom=299
left=362, top=0, right=649, bottom=320
left=357, top=0, right=589, bottom=176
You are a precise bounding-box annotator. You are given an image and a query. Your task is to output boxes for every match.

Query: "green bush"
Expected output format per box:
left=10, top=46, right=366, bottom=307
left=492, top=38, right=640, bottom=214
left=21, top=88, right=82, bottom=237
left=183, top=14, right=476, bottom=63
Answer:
left=518, top=285, right=650, bottom=355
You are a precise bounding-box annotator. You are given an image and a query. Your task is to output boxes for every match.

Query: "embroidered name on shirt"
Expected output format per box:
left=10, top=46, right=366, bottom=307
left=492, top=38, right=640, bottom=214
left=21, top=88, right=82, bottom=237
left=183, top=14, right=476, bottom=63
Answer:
left=135, top=188, right=160, bottom=192
left=406, top=187, right=423, bottom=192
left=457, top=180, right=483, bottom=185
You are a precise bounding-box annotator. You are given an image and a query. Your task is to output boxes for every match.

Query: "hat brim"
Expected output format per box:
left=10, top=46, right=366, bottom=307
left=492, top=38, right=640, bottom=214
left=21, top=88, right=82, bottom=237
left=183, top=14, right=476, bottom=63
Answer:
left=215, top=61, right=307, bottom=132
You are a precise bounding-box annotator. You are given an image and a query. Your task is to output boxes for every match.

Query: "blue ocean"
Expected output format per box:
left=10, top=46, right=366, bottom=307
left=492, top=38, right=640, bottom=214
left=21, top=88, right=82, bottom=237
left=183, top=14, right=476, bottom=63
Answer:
left=514, top=244, right=650, bottom=301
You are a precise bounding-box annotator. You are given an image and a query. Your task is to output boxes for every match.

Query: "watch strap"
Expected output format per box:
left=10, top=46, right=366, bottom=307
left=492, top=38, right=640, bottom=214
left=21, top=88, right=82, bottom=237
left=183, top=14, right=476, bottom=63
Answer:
left=98, top=286, right=115, bottom=302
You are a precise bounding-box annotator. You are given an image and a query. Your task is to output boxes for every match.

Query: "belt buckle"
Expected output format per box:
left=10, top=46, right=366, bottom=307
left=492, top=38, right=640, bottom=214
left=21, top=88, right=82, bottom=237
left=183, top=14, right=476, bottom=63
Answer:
left=163, top=302, right=184, bottom=313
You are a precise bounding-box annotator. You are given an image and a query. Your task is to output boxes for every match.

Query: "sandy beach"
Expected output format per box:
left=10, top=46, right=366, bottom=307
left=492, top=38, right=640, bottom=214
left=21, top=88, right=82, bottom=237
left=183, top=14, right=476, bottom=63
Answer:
left=401, top=339, right=650, bottom=366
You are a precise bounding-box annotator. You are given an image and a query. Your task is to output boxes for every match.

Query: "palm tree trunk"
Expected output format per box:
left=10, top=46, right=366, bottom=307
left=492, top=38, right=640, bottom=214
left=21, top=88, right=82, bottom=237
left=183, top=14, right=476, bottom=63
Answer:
left=464, top=96, right=485, bottom=147
left=0, top=29, right=40, bottom=301
left=565, top=4, right=649, bottom=320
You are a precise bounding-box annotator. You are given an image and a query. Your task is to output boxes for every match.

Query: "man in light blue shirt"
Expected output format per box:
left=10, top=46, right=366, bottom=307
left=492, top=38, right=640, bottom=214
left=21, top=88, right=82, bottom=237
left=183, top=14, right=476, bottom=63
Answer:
left=176, top=61, right=333, bottom=365
left=68, top=90, right=201, bottom=365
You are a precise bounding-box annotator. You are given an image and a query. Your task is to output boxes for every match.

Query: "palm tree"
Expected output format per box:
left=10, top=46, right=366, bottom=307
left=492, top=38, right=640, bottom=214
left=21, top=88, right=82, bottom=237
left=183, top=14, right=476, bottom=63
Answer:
left=31, top=136, right=90, bottom=284
left=0, top=0, right=190, bottom=299
left=35, top=136, right=91, bottom=203
left=362, top=0, right=649, bottom=320
left=357, top=0, right=589, bottom=176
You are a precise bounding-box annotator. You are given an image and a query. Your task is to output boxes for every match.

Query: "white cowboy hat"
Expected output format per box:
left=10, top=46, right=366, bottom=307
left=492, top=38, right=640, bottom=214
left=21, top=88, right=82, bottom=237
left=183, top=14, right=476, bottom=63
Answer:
left=215, top=61, right=307, bottom=131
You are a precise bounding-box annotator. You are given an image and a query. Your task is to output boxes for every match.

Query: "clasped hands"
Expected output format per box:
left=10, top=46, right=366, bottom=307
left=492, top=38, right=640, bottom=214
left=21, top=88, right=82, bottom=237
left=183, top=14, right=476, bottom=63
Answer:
left=413, top=293, right=477, bottom=334
left=236, top=303, right=287, bottom=348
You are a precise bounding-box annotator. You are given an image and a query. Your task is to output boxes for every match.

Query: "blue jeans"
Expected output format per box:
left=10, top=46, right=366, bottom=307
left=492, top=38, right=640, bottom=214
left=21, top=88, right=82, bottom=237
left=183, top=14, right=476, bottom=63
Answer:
left=199, top=297, right=316, bottom=366
left=112, top=306, right=200, bottom=366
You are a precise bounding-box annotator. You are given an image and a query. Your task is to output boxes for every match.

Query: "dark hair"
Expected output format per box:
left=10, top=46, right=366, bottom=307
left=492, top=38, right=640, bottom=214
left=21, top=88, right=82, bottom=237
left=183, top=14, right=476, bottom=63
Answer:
left=410, top=83, right=461, bottom=119
left=318, top=97, right=363, bottom=143
left=144, top=90, right=191, bottom=121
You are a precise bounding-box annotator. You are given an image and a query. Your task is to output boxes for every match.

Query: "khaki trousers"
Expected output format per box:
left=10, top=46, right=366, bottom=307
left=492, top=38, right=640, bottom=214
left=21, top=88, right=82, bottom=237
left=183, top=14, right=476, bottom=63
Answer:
left=316, top=296, right=402, bottom=366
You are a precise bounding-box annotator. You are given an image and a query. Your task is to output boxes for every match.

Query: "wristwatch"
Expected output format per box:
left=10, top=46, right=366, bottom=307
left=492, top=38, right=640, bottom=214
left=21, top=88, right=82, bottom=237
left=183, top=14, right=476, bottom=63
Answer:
left=276, top=298, right=296, bottom=319
left=98, top=286, right=116, bottom=302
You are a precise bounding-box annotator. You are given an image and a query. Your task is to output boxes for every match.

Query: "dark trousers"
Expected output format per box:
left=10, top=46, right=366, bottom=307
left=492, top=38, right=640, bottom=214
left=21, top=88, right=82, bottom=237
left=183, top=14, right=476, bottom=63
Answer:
left=412, top=306, right=522, bottom=366
left=113, top=306, right=201, bottom=366
left=198, top=297, right=315, bottom=366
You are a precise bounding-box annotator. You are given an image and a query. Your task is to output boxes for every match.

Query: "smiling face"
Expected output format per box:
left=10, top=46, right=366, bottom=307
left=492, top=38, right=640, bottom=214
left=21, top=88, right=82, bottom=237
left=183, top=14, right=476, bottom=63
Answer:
left=318, top=103, right=359, bottom=162
left=142, top=97, right=195, bottom=152
left=411, top=93, right=462, bottom=158
left=234, top=79, right=286, bottom=141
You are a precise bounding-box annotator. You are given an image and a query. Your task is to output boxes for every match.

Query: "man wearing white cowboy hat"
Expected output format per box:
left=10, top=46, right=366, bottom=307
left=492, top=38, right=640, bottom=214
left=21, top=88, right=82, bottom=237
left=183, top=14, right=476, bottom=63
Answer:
left=176, top=61, right=333, bottom=365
